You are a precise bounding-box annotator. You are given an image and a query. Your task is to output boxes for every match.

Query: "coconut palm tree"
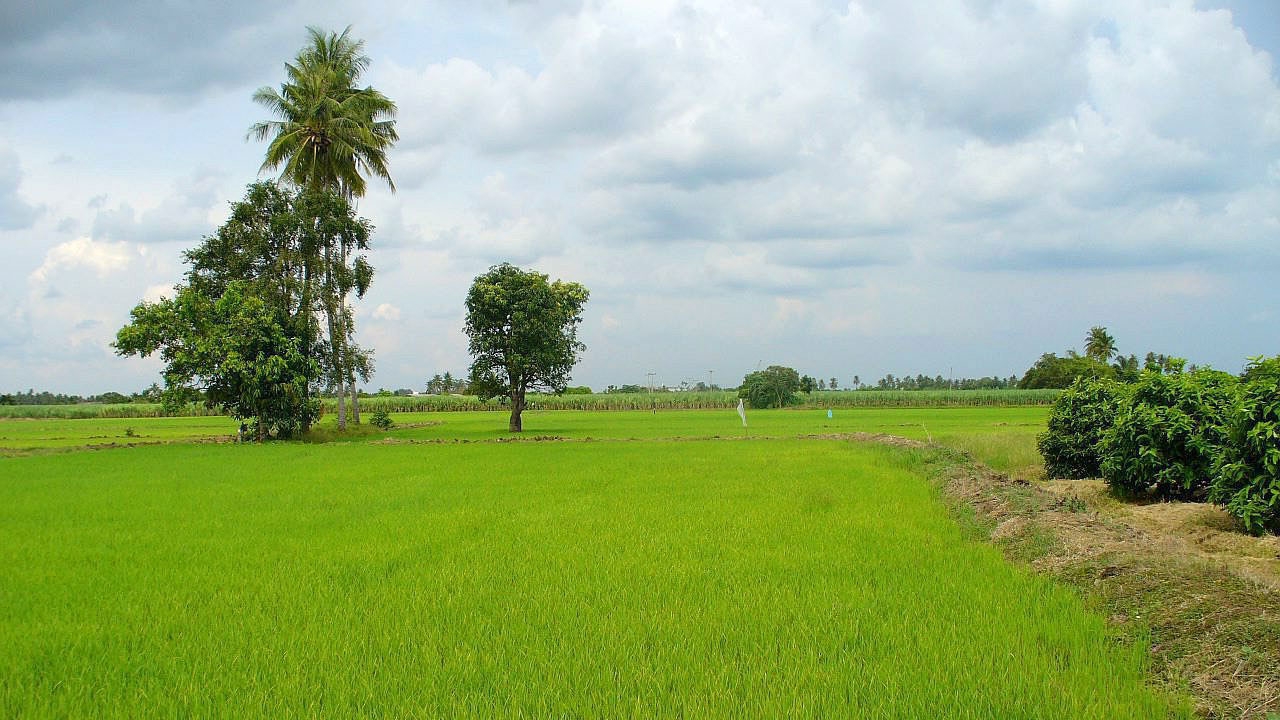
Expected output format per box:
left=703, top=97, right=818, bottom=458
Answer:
left=250, top=26, right=397, bottom=429
left=1084, top=326, right=1117, bottom=363
left=250, top=27, right=397, bottom=198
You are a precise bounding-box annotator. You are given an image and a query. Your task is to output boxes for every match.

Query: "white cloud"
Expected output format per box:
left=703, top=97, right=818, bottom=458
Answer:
left=90, top=169, right=227, bottom=244
left=373, top=303, right=402, bottom=321
left=4, top=0, right=1280, bottom=393
left=30, top=237, right=136, bottom=283
left=142, top=284, right=174, bottom=303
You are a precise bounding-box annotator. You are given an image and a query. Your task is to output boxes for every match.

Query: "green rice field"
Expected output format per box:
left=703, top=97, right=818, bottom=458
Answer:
left=0, top=408, right=1190, bottom=717
left=0, top=406, right=1047, bottom=474
left=0, top=388, right=1059, bottom=420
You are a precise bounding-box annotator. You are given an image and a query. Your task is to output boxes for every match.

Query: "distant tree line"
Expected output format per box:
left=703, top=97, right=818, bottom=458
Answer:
left=425, top=372, right=469, bottom=395
left=0, top=386, right=201, bottom=406
left=1019, top=326, right=1195, bottom=389
left=868, top=374, right=1019, bottom=390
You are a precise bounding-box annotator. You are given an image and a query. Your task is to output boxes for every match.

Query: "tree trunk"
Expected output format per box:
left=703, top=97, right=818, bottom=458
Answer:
left=329, top=309, right=346, bottom=431
left=323, top=242, right=346, bottom=431
left=509, top=390, right=525, bottom=432
left=299, top=256, right=315, bottom=434
left=256, top=415, right=266, bottom=443
left=339, top=228, right=358, bottom=426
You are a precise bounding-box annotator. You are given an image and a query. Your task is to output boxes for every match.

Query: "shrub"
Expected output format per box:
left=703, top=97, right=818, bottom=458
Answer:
left=1211, top=357, right=1280, bottom=534
left=1099, top=368, right=1237, bottom=501
left=1037, top=376, right=1124, bottom=479
left=370, top=409, right=394, bottom=430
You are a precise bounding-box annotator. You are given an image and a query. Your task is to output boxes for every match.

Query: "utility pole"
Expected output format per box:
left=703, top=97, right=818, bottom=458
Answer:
left=646, top=371, right=657, bottom=414
left=707, top=369, right=714, bottom=390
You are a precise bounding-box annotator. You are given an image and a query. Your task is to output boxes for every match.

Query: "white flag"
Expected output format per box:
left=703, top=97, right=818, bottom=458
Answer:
left=737, top=398, right=747, bottom=427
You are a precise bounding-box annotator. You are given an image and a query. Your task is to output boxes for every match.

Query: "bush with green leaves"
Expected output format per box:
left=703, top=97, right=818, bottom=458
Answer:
left=1099, top=367, right=1238, bottom=501
left=1037, top=376, right=1124, bottom=479
left=370, top=409, right=394, bottom=430
left=1210, top=357, right=1280, bottom=535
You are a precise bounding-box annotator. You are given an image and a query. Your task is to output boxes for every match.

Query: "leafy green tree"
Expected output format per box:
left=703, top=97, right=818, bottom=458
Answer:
left=95, top=392, right=131, bottom=404
left=464, top=264, right=589, bottom=432
left=829, top=376, right=838, bottom=390
left=1112, top=353, right=1140, bottom=383
left=1084, top=326, right=1117, bottom=362
left=114, top=182, right=368, bottom=438
left=1212, top=357, right=1280, bottom=534
left=115, top=282, right=319, bottom=440
left=1037, top=377, right=1125, bottom=479
left=1019, top=352, right=1115, bottom=389
left=182, top=182, right=371, bottom=432
left=1099, top=367, right=1237, bottom=501
left=250, top=26, right=396, bottom=429
left=0, top=393, right=16, bottom=406
left=800, top=375, right=817, bottom=394
left=1143, top=352, right=1183, bottom=374
left=301, top=188, right=375, bottom=420
left=739, top=366, right=801, bottom=408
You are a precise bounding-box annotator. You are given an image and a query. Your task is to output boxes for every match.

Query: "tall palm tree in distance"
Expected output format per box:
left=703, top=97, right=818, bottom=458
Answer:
left=250, top=26, right=397, bottom=198
left=1084, top=326, right=1117, bottom=363
left=250, top=26, right=398, bottom=429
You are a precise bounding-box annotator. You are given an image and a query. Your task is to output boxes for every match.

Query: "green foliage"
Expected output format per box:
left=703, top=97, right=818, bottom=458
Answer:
left=1211, top=357, right=1280, bottom=534
left=464, top=263, right=589, bottom=432
left=370, top=408, right=394, bottom=430
left=563, top=385, right=593, bottom=395
left=870, top=373, right=1021, bottom=390
left=1112, top=354, right=1141, bottom=383
left=115, top=282, right=320, bottom=440
left=425, top=372, right=467, bottom=395
left=250, top=27, right=392, bottom=427
left=94, top=392, right=131, bottom=404
left=739, top=365, right=801, bottom=409
left=1019, top=352, right=1116, bottom=389
left=250, top=26, right=397, bottom=198
left=1240, top=354, right=1280, bottom=383
left=799, top=375, right=817, bottom=394
left=1037, top=377, right=1125, bottom=479
left=114, top=182, right=376, bottom=438
left=1099, top=368, right=1237, bottom=501
left=1084, top=326, right=1117, bottom=363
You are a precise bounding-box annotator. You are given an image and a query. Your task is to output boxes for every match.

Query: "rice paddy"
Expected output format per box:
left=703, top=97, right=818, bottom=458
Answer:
left=0, top=408, right=1190, bottom=717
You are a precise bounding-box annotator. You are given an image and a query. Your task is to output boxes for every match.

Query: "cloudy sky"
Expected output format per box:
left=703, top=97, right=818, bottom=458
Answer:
left=2, top=0, right=1278, bottom=394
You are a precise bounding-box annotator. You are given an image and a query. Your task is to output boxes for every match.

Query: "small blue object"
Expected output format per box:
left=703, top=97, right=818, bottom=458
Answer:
left=827, top=409, right=833, bottom=419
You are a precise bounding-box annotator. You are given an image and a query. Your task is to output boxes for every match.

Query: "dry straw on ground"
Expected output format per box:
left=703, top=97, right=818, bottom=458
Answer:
left=933, top=447, right=1280, bottom=720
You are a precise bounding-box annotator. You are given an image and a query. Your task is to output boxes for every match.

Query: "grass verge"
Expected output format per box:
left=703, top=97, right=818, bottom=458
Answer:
left=928, top=448, right=1280, bottom=719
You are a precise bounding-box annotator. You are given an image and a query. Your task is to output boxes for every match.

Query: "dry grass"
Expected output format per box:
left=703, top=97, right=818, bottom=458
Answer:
left=932, top=453, right=1280, bottom=719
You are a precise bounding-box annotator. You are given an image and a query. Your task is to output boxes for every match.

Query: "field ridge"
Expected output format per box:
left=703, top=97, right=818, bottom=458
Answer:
left=930, top=448, right=1280, bottom=719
